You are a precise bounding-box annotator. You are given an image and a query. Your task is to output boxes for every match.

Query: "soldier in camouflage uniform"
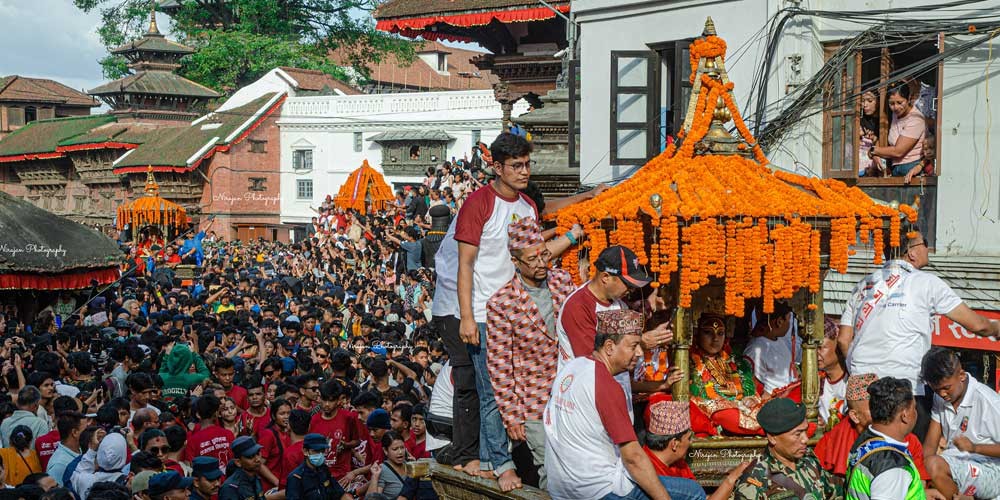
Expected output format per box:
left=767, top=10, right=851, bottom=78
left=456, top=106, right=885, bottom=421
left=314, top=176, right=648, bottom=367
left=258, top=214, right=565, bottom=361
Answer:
left=734, top=398, right=842, bottom=499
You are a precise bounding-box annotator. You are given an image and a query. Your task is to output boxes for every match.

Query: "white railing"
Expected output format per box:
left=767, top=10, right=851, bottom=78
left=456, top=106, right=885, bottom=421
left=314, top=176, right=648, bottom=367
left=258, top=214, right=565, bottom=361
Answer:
left=281, top=90, right=500, bottom=118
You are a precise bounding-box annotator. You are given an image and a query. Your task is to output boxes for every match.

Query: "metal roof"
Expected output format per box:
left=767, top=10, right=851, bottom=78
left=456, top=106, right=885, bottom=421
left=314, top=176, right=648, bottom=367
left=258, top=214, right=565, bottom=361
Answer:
left=367, top=130, right=455, bottom=142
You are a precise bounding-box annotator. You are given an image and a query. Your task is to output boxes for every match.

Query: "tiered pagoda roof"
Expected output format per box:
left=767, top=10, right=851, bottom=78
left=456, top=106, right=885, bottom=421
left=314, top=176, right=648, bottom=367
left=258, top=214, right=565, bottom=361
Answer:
left=88, top=9, right=219, bottom=119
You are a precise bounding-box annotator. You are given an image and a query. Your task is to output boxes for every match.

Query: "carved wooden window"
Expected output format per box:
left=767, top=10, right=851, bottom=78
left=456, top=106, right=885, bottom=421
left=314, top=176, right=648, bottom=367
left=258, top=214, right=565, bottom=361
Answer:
left=7, top=107, right=24, bottom=127
left=248, top=177, right=267, bottom=191
left=250, top=140, right=266, bottom=153
left=821, top=37, right=942, bottom=184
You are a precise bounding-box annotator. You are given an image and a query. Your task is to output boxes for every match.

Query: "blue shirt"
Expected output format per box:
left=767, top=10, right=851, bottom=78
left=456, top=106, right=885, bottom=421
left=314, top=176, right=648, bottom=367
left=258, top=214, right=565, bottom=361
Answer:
left=47, top=443, right=81, bottom=487
left=399, top=240, right=422, bottom=271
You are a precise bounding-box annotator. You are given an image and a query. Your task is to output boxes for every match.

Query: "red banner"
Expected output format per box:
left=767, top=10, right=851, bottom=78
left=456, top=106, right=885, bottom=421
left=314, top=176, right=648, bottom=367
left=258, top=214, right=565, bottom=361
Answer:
left=932, top=310, right=1000, bottom=352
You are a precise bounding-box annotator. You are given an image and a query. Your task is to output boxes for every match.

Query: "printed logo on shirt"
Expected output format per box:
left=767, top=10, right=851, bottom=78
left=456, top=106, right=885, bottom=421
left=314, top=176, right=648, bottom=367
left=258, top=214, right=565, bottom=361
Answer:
left=969, top=464, right=979, bottom=479
left=559, top=374, right=574, bottom=393
left=511, top=213, right=521, bottom=223
left=961, top=416, right=970, bottom=432
left=964, top=485, right=977, bottom=496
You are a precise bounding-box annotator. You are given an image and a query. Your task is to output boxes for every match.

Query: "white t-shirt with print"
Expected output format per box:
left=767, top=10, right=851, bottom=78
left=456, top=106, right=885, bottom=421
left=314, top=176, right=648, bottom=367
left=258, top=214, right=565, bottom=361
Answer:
left=743, top=321, right=802, bottom=395
left=842, top=260, right=962, bottom=395
left=932, top=375, right=1000, bottom=465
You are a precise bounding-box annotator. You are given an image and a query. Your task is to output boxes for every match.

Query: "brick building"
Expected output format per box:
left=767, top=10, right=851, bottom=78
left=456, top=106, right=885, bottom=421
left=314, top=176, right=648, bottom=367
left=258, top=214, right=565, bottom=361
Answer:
left=0, top=76, right=99, bottom=140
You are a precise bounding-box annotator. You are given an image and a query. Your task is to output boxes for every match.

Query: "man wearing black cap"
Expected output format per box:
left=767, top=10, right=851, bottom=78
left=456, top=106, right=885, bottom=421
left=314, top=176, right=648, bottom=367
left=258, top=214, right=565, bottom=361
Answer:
left=190, top=457, right=223, bottom=500
left=733, top=398, right=840, bottom=499
left=285, top=433, right=351, bottom=500
left=220, top=436, right=265, bottom=500
left=147, top=471, right=194, bottom=500
left=556, top=246, right=675, bottom=405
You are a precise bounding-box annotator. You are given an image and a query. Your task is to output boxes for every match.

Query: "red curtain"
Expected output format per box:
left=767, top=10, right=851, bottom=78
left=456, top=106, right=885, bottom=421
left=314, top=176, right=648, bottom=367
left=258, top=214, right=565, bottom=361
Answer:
left=0, top=267, right=120, bottom=290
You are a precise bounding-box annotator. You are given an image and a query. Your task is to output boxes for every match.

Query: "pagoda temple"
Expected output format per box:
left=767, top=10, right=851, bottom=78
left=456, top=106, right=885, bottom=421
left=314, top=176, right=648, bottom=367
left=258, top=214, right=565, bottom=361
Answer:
left=88, top=10, right=219, bottom=122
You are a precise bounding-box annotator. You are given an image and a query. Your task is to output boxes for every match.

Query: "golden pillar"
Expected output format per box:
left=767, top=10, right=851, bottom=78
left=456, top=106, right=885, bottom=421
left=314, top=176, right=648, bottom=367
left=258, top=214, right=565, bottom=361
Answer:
left=671, top=296, right=691, bottom=402
left=800, top=283, right=824, bottom=422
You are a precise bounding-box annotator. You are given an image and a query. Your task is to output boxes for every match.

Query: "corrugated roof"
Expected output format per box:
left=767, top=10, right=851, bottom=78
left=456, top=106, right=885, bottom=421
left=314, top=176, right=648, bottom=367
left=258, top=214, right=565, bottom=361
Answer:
left=89, top=71, right=220, bottom=98
left=330, top=41, right=495, bottom=91
left=0, top=75, right=98, bottom=107
left=823, top=252, right=1000, bottom=314
left=113, top=92, right=282, bottom=170
left=0, top=114, right=116, bottom=158
left=368, top=130, right=455, bottom=142
left=375, top=0, right=569, bottom=18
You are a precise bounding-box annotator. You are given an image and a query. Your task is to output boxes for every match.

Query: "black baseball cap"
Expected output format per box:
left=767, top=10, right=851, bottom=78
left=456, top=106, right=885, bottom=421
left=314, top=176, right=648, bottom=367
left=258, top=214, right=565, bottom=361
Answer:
left=594, top=246, right=652, bottom=288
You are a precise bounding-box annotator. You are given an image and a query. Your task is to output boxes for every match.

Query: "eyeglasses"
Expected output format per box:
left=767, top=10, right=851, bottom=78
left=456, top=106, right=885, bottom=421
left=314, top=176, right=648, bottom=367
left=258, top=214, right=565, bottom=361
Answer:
left=501, top=160, right=536, bottom=172
left=907, top=237, right=929, bottom=250
left=515, top=250, right=552, bottom=268
left=263, top=371, right=276, bottom=377
left=304, top=385, right=319, bottom=391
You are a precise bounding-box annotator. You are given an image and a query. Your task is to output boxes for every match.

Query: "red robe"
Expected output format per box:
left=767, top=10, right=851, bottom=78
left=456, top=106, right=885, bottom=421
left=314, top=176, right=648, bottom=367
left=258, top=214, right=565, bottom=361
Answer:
left=814, top=418, right=929, bottom=479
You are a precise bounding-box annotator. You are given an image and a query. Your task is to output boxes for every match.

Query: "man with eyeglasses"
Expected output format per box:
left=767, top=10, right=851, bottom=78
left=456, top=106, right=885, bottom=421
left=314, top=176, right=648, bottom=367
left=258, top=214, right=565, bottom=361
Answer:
left=484, top=216, right=576, bottom=489
left=839, top=229, right=1000, bottom=441
left=295, top=375, right=320, bottom=415
left=440, top=132, right=582, bottom=490
left=140, top=428, right=169, bottom=460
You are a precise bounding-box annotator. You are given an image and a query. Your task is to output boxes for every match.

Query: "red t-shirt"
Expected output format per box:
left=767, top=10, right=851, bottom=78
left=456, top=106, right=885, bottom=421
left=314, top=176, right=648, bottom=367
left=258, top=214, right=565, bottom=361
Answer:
left=227, top=385, right=249, bottom=410
left=241, top=408, right=271, bottom=438
left=404, top=435, right=430, bottom=459
left=183, top=425, right=235, bottom=474
left=310, top=410, right=358, bottom=479
left=35, top=430, right=60, bottom=469
left=280, top=440, right=305, bottom=488
left=257, top=426, right=291, bottom=490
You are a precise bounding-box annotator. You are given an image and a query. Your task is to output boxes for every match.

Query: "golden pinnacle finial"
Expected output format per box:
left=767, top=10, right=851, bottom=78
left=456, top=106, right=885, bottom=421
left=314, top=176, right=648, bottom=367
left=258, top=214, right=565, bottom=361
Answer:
left=703, top=17, right=717, bottom=37
left=144, top=165, right=160, bottom=196
left=148, top=4, right=160, bottom=35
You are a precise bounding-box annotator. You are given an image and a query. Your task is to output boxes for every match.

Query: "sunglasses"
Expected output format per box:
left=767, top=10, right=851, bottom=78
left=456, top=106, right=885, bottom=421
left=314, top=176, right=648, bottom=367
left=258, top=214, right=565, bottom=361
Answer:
left=263, top=371, right=276, bottom=377
left=147, top=446, right=168, bottom=455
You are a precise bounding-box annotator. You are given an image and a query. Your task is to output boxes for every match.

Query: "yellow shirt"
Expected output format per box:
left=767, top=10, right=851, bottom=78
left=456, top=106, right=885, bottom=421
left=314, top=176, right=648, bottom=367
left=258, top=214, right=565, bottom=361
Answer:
left=0, top=447, right=41, bottom=486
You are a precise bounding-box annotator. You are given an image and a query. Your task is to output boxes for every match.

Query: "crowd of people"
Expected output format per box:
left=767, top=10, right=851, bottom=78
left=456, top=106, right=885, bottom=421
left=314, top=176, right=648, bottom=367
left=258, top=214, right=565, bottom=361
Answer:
left=0, top=131, right=999, bottom=500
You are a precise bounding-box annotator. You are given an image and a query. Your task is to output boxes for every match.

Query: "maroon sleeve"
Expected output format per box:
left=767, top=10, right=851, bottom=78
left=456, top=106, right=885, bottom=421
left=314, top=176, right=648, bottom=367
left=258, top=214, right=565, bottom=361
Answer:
left=453, top=188, right=496, bottom=246
left=561, top=295, right=597, bottom=357
left=594, top=364, right=637, bottom=445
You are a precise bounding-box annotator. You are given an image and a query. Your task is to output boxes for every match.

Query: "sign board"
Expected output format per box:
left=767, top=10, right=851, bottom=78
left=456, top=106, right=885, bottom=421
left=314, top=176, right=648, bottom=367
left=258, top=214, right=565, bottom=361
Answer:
left=932, top=310, right=1000, bottom=352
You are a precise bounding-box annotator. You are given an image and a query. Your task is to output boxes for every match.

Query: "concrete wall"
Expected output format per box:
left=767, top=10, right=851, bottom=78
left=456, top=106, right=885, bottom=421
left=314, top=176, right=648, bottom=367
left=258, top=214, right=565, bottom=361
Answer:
left=573, top=0, right=1000, bottom=255
left=278, top=90, right=525, bottom=224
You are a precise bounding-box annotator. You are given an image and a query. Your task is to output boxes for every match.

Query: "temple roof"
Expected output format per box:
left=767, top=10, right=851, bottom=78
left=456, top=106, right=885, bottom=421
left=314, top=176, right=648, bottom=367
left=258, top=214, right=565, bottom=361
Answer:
left=88, top=70, right=220, bottom=98
left=329, top=41, right=495, bottom=91
left=0, top=190, right=121, bottom=275
left=112, top=92, right=285, bottom=173
left=0, top=114, right=117, bottom=161
left=375, top=0, right=569, bottom=19
left=110, top=33, right=195, bottom=56
left=0, top=76, right=99, bottom=107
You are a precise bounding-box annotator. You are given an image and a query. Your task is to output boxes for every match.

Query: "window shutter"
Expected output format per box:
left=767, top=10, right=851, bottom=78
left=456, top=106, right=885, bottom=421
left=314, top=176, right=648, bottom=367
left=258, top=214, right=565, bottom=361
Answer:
left=610, top=51, right=658, bottom=165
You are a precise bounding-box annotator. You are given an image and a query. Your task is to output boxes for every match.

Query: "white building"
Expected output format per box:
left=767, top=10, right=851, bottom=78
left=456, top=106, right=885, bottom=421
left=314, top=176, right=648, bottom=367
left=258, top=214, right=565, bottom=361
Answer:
left=573, top=1, right=1000, bottom=325
left=277, top=90, right=527, bottom=225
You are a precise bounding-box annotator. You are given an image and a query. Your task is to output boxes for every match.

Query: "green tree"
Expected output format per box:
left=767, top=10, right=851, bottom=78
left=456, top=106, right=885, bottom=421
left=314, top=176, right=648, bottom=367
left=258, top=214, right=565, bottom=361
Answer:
left=75, top=0, right=413, bottom=95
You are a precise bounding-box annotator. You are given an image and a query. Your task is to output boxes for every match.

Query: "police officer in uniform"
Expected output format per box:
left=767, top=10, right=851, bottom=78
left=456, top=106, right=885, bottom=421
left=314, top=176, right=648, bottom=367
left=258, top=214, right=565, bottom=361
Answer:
left=219, top=436, right=266, bottom=500
left=148, top=471, right=194, bottom=500
left=286, top=434, right=351, bottom=500
left=734, top=398, right=842, bottom=499
left=190, top=457, right=223, bottom=500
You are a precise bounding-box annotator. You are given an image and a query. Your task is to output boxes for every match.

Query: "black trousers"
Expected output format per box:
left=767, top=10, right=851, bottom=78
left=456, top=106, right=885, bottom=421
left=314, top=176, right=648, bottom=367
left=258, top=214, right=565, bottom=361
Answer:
left=434, top=314, right=479, bottom=466
left=914, top=393, right=933, bottom=443
left=427, top=415, right=458, bottom=465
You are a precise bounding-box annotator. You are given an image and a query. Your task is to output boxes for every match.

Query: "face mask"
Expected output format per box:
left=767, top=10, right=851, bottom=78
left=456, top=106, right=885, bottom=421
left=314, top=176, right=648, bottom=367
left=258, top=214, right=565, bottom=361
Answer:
left=308, top=453, right=326, bottom=466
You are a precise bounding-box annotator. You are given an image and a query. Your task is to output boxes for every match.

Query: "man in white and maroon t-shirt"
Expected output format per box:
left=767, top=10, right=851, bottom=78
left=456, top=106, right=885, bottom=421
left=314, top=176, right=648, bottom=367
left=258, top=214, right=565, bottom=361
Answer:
left=449, top=132, right=582, bottom=490
left=557, top=246, right=675, bottom=414
left=545, top=309, right=705, bottom=500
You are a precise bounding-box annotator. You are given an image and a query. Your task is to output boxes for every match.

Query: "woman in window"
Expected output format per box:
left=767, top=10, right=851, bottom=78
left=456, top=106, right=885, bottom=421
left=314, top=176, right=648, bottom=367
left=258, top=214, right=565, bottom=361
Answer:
left=868, top=83, right=926, bottom=183
left=858, top=89, right=885, bottom=177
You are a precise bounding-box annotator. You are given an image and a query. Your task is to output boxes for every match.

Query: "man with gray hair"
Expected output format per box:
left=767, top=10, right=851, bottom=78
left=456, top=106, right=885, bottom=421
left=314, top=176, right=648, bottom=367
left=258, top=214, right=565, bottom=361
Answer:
left=0, top=385, right=50, bottom=447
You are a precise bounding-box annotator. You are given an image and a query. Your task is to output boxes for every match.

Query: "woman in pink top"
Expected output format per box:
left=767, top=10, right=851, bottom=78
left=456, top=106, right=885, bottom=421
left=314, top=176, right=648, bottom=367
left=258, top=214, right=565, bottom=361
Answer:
left=868, top=83, right=926, bottom=183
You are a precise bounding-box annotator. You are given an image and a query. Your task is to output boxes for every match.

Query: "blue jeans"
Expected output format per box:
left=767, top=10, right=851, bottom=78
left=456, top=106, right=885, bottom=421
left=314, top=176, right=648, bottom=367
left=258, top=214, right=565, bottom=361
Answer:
left=892, top=159, right=921, bottom=176
left=601, top=476, right=706, bottom=500
left=468, top=322, right=514, bottom=474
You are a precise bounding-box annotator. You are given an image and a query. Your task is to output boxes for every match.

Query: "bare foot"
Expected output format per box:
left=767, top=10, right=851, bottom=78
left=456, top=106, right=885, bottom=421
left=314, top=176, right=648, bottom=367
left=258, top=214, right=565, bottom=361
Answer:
left=497, top=469, right=522, bottom=492
left=477, top=470, right=495, bottom=480
left=460, top=460, right=480, bottom=476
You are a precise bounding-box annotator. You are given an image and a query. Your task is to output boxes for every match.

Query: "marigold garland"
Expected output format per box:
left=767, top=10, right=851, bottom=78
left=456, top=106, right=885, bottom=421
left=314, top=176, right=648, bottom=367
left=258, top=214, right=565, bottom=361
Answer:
left=552, top=28, right=905, bottom=312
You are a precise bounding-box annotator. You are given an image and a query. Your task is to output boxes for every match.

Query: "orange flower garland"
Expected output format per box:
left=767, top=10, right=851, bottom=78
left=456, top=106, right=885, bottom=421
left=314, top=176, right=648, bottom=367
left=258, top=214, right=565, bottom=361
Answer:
left=551, top=28, right=904, bottom=311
